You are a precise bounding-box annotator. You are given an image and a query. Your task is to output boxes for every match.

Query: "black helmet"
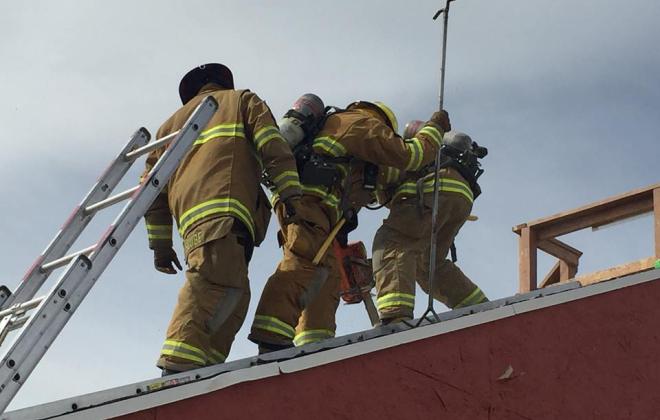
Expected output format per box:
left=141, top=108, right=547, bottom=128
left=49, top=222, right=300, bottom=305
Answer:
left=178, top=63, right=234, bottom=105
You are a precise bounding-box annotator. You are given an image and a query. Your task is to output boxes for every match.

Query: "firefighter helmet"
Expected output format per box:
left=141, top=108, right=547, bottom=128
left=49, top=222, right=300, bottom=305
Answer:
left=402, top=120, right=425, bottom=139
left=442, top=130, right=474, bottom=152
left=178, top=63, right=234, bottom=105
left=347, top=101, right=399, bottom=133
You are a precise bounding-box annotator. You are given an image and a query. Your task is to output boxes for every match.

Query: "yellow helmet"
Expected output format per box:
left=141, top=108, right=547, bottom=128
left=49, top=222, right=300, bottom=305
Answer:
left=347, top=101, right=399, bottom=133
left=373, top=102, right=399, bottom=133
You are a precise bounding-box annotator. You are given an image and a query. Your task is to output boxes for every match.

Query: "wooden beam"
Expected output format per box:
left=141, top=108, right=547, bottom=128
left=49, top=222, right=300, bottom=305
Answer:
left=540, top=261, right=560, bottom=288
left=519, top=227, right=537, bottom=292
left=576, top=257, right=656, bottom=286
left=540, top=259, right=578, bottom=289
left=537, top=238, right=582, bottom=266
left=512, top=183, right=659, bottom=238
left=654, top=188, right=660, bottom=259
left=559, top=260, right=577, bottom=281
left=536, top=199, right=653, bottom=240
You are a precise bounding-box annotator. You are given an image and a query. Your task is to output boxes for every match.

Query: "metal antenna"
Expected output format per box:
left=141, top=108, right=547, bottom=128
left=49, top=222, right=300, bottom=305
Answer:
left=417, top=0, right=456, bottom=327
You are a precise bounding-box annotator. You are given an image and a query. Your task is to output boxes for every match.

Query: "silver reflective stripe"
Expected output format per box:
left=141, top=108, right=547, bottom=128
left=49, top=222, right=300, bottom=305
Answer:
left=161, top=340, right=207, bottom=365
left=455, top=288, right=487, bottom=308
left=377, top=292, right=415, bottom=310
left=293, top=329, right=335, bottom=346
left=253, top=315, right=295, bottom=339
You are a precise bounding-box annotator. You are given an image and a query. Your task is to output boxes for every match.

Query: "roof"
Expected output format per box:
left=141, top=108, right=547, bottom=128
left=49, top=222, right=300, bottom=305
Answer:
left=5, top=267, right=660, bottom=419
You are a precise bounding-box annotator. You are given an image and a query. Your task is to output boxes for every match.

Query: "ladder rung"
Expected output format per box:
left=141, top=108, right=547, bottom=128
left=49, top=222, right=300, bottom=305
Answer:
left=84, top=186, right=140, bottom=215
left=124, top=130, right=180, bottom=161
left=0, top=296, right=44, bottom=319
left=3, top=314, right=29, bottom=335
left=40, top=245, right=96, bottom=273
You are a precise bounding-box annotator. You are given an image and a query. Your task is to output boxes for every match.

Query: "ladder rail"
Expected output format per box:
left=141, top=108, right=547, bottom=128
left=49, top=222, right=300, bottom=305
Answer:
left=1, top=129, right=151, bottom=311
left=0, top=256, right=91, bottom=411
left=0, top=96, right=219, bottom=413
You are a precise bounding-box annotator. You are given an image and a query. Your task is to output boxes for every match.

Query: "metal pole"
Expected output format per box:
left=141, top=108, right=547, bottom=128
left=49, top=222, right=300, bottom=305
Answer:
left=418, top=0, right=456, bottom=327
left=437, top=0, right=454, bottom=110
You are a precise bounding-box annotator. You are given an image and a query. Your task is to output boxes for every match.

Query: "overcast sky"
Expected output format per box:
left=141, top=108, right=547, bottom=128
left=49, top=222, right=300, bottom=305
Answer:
left=1, top=0, right=658, bottom=410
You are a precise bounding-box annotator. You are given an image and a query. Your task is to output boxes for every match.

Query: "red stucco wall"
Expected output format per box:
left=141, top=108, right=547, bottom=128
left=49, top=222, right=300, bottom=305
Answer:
left=120, top=277, right=660, bottom=420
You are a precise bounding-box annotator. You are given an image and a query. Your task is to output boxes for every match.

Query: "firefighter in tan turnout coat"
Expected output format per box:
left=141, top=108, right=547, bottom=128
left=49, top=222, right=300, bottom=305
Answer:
left=143, top=63, right=303, bottom=374
left=373, top=121, right=488, bottom=324
left=249, top=98, right=451, bottom=350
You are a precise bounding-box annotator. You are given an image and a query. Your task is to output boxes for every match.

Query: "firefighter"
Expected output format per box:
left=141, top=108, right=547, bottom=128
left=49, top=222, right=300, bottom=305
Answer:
left=143, top=63, right=304, bottom=374
left=372, top=121, right=488, bottom=324
left=249, top=98, right=451, bottom=351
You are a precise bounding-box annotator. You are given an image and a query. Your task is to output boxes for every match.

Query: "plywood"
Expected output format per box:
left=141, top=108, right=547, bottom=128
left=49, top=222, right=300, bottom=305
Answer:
left=576, top=257, right=656, bottom=286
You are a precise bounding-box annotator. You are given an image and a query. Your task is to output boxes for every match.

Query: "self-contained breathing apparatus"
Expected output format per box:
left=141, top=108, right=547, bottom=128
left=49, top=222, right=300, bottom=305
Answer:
left=422, top=130, right=487, bottom=263
left=278, top=94, right=383, bottom=245
left=438, top=130, right=487, bottom=199
left=279, top=94, right=377, bottom=195
left=279, top=94, right=346, bottom=189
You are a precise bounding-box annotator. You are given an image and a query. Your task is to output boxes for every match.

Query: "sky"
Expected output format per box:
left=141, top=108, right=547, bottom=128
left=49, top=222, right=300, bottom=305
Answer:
left=0, top=0, right=659, bottom=411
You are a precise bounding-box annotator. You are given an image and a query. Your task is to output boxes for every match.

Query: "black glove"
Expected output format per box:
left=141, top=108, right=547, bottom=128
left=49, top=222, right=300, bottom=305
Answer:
left=282, top=195, right=304, bottom=221
left=429, top=110, right=451, bottom=132
left=336, top=211, right=358, bottom=248
left=153, top=247, right=182, bottom=274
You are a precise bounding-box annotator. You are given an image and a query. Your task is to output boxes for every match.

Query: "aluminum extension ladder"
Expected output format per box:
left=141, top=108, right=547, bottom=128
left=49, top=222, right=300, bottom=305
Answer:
left=0, top=96, right=218, bottom=413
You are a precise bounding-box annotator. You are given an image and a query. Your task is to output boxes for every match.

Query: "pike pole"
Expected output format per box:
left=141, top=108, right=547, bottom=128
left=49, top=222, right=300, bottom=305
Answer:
left=417, top=0, right=457, bottom=326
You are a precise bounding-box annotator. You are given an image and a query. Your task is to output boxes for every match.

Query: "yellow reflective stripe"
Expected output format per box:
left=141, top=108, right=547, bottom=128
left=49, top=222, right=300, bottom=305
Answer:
left=393, top=178, right=474, bottom=203
left=313, top=136, right=347, bottom=157
left=293, top=329, right=335, bottom=346
left=253, top=315, right=295, bottom=339
left=336, top=163, right=348, bottom=178
left=194, top=123, right=245, bottom=145
left=161, top=340, right=206, bottom=365
left=417, top=126, right=442, bottom=147
left=392, top=182, right=417, bottom=201
left=178, top=198, right=255, bottom=239
left=148, top=234, right=171, bottom=240
left=404, top=138, right=425, bottom=171
left=423, top=178, right=474, bottom=203
left=301, top=184, right=329, bottom=197
left=270, top=191, right=281, bottom=207
left=208, top=349, right=227, bottom=364
left=147, top=224, right=172, bottom=240
left=254, top=126, right=285, bottom=151
left=386, top=167, right=400, bottom=184
left=455, top=287, right=487, bottom=308
left=272, top=170, right=302, bottom=193
left=377, top=292, right=415, bottom=310
left=272, top=170, right=299, bottom=184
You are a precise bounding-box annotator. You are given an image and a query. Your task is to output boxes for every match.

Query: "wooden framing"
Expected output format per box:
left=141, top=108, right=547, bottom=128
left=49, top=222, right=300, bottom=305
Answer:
left=655, top=188, right=660, bottom=259
left=514, top=183, right=660, bottom=292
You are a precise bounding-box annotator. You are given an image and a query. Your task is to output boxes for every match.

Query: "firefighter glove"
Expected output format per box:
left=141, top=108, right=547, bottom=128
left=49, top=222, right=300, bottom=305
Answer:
left=282, top=195, right=306, bottom=222
left=153, top=247, right=183, bottom=274
left=336, top=211, right=359, bottom=248
left=429, top=110, right=451, bottom=132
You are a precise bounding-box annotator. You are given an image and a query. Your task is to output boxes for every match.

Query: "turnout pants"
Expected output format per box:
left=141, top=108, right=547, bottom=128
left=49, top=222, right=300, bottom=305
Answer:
left=249, top=196, right=338, bottom=347
left=157, top=218, right=250, bottom=372
left=373, top=192, right=487, bottom=321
